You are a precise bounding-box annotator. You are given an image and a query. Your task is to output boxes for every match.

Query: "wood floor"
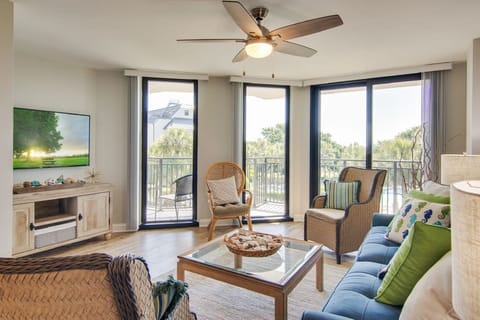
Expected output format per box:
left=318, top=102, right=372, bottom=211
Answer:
left=40, top=222, right=306, bottom=278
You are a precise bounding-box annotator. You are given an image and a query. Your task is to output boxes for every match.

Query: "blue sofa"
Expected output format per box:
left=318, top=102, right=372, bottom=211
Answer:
left=302, top=214, right=402, bottom=320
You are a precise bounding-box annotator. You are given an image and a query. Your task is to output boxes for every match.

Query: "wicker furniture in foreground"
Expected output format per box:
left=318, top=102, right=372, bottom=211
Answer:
left=0, top=253, right=196, bottom=320
left=177, top=231, right=323, bottom=320
left=304, top=167, right=387, bottom=264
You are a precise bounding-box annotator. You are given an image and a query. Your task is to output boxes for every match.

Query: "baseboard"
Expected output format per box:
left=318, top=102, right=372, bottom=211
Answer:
left=198, top=218, right=239, bottom=228
left=112, top=223, right=138, bottom=232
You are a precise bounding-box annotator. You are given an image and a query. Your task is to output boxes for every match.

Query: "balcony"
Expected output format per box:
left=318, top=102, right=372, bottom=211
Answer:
left=146, top=157, right=421, bottom=222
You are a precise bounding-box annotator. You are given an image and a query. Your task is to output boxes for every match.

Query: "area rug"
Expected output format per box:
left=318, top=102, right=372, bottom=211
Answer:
left=157, top=251, right=352, bottom=320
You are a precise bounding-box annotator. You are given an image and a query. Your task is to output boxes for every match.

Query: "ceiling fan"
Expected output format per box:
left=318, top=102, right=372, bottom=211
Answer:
left=177, top=0, right=343, bottom=62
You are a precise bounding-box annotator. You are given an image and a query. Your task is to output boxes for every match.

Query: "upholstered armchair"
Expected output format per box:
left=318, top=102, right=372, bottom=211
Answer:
left=205, top=161, right=253, bottom=241
left=304, top=167, right=387, bottom=264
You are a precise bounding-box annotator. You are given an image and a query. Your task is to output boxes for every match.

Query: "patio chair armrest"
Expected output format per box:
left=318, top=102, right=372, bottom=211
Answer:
left=311, top=195, right=326, bottom=208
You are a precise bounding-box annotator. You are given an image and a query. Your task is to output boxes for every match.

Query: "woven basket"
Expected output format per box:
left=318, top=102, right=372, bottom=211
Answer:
left=224, top=230, right=283, bottom=257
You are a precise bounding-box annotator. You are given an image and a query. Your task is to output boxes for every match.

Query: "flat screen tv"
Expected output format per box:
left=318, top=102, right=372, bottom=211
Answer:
left=13, top=107, right=90, bottom=169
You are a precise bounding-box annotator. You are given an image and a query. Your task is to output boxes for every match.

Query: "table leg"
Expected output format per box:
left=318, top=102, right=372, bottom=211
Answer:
left=234, top=254, right=242, bottom=268
left=275, top=294, right=288, bottom=320
left=316, top=251, right=324, bottom=291
left=177, top=261, right=185, bottom=281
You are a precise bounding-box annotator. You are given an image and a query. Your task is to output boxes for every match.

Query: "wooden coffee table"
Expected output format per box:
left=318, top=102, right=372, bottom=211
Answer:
left=177, top=231, right=323, bottom=320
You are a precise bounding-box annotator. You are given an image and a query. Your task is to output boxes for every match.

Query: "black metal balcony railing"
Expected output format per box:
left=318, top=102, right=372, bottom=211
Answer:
left=146, top=157, right=422, bottom=215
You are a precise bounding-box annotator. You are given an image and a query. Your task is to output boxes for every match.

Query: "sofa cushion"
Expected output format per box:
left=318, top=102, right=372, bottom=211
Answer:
left=423, top=180, right=450, bottom=197
left=322, top=261, right=401, bottom=319
left=356, top=226, right=400, bottom=265
left=385, top=197, right=450, bottom=243
left=324, top=180, right=360, bottom=210
left=399, top=251, right=459, bottom=320
left=375, top=222, right=451, bottom=306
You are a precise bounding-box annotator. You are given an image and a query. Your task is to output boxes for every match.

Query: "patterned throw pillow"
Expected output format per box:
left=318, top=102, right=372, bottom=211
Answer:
left=385, top=194, right=451, bottom=244
left=324, top=180, right=360, bottom=210
left=207, top=176, right=240, bottom=205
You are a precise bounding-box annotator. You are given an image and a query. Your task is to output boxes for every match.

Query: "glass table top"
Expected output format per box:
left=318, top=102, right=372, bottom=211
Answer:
left=180, top=236, right=321, bottom=284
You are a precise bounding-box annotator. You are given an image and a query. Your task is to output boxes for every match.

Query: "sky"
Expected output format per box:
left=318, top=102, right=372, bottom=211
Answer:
left=55, top=113, right=90, bottom=155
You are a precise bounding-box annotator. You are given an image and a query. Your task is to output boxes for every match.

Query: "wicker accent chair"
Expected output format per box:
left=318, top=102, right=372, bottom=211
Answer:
left=0, top=253, right=196, bottom=320
left=205, top=161, right=253, bottom=241
left=304, top=167, right=387, bottom=264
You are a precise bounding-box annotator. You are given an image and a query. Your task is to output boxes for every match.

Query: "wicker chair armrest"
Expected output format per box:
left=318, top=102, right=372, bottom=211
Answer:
left=242, top=189, right=253, bottom=206
left=108, top=255, right=155, bottom=320
left=165, top=293, right=197, bottom=320
left=311, top=195, right=326, bottom=208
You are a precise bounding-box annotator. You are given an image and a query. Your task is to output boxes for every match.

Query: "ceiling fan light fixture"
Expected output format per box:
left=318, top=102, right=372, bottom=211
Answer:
left=245, top=39, right=273, bottom=58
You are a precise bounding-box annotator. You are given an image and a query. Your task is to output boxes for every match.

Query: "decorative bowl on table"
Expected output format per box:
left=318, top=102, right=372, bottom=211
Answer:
left=224, top=230, right=283, bottom=257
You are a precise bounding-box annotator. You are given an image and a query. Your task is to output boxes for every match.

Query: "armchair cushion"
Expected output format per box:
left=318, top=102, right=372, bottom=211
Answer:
left=212, top=203, right=250, bottom=215
left=324, top=180, right=360, bottom=210
left=207, top=176, right=239, bottom=205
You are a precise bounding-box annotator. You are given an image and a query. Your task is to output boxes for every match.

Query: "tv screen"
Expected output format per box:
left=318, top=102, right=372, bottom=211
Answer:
left=13, top=107, right=90, bottom=169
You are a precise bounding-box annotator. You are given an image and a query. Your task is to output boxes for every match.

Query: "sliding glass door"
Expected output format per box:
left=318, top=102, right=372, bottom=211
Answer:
left=141, top=78, right=197, bottom=227
left=244, top=84, right=289, bottom=220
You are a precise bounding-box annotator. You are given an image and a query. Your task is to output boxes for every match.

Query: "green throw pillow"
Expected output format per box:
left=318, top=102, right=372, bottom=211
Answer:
left=407, top=190, right=450, bottom=204
left=152, top=275, right=189, bottom=320
left=376, top=222, right=451, bottom=306
left=324, top=180, right=360, bottom=210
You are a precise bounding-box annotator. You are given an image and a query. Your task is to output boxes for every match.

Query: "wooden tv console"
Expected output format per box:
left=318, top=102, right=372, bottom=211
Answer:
left=12, top=183, right=113, bottom=257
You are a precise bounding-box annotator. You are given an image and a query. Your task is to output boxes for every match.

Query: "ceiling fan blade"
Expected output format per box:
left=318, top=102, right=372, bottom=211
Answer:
left=223, top=1, right=263, bottom=37
left=274, top=40, right=317, bottom=57
left=232, top=48, right=248, bottom=62
left=269, top=15, right=343, bottom=40
left=177, top=38, right=246, bottom=43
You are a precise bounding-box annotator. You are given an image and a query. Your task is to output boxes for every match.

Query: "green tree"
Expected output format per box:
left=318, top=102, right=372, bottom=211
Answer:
left=149, top=128, right=192, bottom=157
left=13, top=109, right=63, bottom=159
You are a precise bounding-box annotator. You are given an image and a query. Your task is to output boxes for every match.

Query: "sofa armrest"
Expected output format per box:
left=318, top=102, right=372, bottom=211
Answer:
left=372, top=213, right=395, bottom=227
left=302, top=310, right=353, bottom=320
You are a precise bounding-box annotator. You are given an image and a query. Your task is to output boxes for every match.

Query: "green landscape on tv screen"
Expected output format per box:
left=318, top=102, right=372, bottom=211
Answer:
left=13, top=107, right=90, bottom=169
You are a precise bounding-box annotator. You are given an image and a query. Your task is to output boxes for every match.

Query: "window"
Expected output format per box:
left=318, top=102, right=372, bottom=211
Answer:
left=243, top=84, right=290, bottom=220
left=311, top=75, right=421, bottom=213
left=141, top=78, right=197, bottom=227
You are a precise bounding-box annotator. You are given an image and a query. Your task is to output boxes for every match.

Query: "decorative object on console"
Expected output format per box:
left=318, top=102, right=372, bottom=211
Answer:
left=441, top=153, right=480, bottom=184
left=450, top=180, right=480, bottom=320
left=13, top=178, right=84, bottom=194
left=84, top=167, right=101, bottom=183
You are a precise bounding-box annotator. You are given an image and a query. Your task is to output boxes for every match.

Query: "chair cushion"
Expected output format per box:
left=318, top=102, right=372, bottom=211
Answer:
left=375, top=222, right=451, bottom=306
left=213, top=203, right=250, bottom=215
left=305, top=207, right=345, bottom=223
left=400, top=251, right=459, bottom=320
left=423, top=180, right=450, bottom=197
left=385, top=196, right=450, bottom=244
left=207, top=176, right=239, bottom=205
left=324, top=180, right=360, bottom=210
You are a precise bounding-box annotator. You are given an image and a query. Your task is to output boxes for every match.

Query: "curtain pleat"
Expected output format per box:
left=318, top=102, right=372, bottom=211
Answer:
left=421, top=71, right=447, bottom=183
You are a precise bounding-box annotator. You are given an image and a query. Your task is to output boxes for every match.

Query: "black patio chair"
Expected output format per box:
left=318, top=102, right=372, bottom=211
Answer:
left=159, top=174, right=193, bottom=219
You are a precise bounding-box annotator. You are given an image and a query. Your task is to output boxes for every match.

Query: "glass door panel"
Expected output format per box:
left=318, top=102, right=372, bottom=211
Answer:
left=143, top=79, right=195, bottom=225
left=244, top=85, right=288, bottom=219
left=372, top=80, right=421, bottom=212
left=319, top=86, right=366, bottom=192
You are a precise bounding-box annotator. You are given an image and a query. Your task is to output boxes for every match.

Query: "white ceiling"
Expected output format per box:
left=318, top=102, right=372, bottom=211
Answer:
left=13, top=0, right=480, bottom=81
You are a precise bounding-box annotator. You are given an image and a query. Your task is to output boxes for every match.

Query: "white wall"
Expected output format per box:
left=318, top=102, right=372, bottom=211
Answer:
left=94, top=71, right=129, bottom=225
left=14, top=53, right=129, bottom=227
left=14, top=53, right=97, bottom=183
left=0, top=0, right=14, bottom=257
left=197, top=77, right=235, bottom=225
left=466, top=38, right=480, bottom=154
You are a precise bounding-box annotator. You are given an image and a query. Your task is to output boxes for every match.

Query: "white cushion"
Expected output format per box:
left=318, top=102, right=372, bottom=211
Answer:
left=207, top=176, right=239, bottom=205
left=400, top=251, right=459, bottom=320
left=423, top=180, right=450, bottom=197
